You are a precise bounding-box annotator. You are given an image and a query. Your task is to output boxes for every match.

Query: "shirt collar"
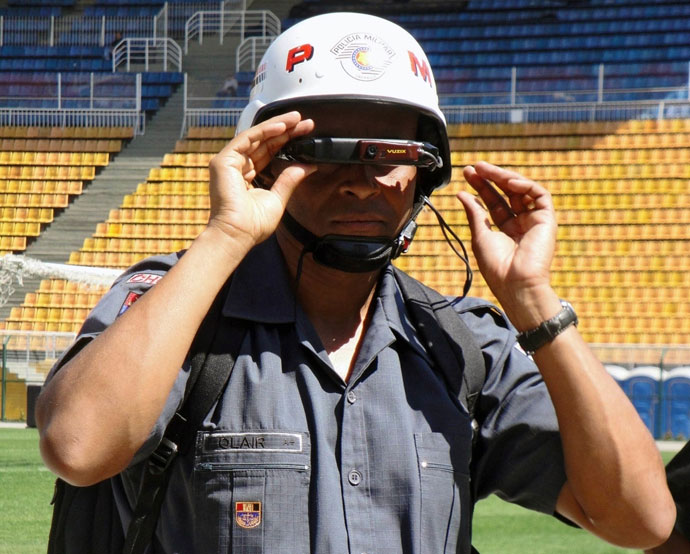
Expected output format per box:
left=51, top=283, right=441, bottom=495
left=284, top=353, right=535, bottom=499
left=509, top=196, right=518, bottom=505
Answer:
left=375, top=265, right=429, bottom=358
left=222, top=239, right=427, bottom=359
left=222, top=236, right=297, bottom=323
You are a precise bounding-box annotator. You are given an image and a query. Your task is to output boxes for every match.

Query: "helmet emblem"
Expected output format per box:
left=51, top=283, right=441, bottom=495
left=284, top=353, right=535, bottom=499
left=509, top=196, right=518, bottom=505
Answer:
left=331, top=33, right=395, bottom=81
left=286, top=44, right=315, bottom=73
left=408, top=51, right=434, bottom=88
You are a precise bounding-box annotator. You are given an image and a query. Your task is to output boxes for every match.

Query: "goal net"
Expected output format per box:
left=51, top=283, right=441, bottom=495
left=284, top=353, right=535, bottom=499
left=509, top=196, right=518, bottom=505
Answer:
left=0, top=254, right=122, bottom=307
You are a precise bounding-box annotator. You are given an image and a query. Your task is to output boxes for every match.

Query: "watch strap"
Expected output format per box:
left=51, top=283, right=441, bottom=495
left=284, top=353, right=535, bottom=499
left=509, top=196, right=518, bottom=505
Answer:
left=517, top=301, right=578, bottom=356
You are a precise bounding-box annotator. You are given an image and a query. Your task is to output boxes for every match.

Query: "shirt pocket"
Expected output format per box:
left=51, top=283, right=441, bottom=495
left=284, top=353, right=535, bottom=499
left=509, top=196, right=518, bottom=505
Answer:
left=192, top=430, right=311, bottom=554
left=414, top=430, right=472, bottom=554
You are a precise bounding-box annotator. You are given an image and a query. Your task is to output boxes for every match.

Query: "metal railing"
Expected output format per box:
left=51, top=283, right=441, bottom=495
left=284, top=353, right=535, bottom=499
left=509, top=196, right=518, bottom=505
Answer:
left=1, top=331, right=75, bottom=379
left=0, top=108, right=146, bottom=134
left=0, top=15, right=155, bottom=47
left=180, top=72, right=245, bottom=136
left=184, top=9, right=280, bottom=54
left=0, top=72, right=140, bottom=109
left=179, top=56, right=690, bottom=129
left=0, top=2, right=251, bottom=46
left=235, top=35, right=274, bottom=72
left=112, top=37, right=183, bottom=72
left=182, top=93, right=690, bottom=136
left=441, top=98, right=690, bottom=124
left=154, top=0, right=249, bottom=39
left=592, top=345, right=690, bottom=368
left=0, top=72, right=146, bottom=133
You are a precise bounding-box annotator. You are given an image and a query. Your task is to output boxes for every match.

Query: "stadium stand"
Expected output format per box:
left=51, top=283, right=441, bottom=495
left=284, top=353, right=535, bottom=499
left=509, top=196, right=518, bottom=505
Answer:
left=48, top=115, right=690, bottom=347
left=0, top=0, right=185, bottom=113
left=1, top=0, right=689, bottom=436
left=286, top=0, right=690, bottom=107
left=0, top=126, right=133, bottom=257
left=399, top=119, right=690, bottom=348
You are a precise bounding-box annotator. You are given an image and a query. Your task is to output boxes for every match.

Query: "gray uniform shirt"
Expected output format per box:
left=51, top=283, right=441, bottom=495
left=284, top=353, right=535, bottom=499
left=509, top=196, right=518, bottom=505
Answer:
left=49, top=237, right=567, bottom=554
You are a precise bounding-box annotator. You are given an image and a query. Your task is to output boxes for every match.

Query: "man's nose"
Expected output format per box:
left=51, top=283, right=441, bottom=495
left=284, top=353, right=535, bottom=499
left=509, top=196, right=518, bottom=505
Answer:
left=337, top=164, right=382, bottom=199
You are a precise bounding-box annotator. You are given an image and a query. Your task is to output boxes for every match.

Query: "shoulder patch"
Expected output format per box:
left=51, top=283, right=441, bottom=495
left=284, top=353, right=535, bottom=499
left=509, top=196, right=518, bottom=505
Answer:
left=118, top=291, right=142, bottom=316
left=126, top=273, right=163, bottom=285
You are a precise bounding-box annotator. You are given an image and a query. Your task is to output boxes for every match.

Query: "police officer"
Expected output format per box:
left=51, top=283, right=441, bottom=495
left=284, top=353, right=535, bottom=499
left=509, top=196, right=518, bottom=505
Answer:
left=37, top=12, right=674, bottom=553
left=646, top=442, right=690, bottom=554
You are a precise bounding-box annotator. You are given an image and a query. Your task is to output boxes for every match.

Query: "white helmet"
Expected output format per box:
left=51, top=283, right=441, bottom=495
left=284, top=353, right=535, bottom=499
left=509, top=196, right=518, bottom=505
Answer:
left=237, top=12, right=451, bottom=195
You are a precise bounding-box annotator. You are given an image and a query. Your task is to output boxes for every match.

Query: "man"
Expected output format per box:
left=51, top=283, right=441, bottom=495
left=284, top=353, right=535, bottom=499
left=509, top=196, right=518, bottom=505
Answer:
left=220, top=73, right=239, bottom=96
left=646, top=442, right=690, bottom=554
left=36, top=12, right=674, bottom=553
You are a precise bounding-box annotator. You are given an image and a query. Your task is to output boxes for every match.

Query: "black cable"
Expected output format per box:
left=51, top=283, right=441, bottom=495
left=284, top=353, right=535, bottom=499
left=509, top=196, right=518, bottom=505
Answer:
left=422, top=196, right=473, bottom=298
left=292, top=246, right=309, bottom=318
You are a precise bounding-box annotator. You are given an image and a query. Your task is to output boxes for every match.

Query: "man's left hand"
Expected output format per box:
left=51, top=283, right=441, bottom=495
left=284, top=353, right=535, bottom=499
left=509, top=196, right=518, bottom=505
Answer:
left=457, top=161, right=559, bottom=324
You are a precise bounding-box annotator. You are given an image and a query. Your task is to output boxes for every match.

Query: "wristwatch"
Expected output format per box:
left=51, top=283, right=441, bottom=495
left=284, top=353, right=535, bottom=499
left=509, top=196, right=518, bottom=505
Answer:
left=516, top=300, right=578, bottom=356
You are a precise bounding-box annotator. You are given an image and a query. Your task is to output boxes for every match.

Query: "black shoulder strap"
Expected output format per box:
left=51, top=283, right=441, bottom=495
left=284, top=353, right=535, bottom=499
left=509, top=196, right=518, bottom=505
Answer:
left=122, top=277, right=245, bottom=554
left=393, top=267, right=486, bottom=554
left=392, top=266, right=485, bottom=418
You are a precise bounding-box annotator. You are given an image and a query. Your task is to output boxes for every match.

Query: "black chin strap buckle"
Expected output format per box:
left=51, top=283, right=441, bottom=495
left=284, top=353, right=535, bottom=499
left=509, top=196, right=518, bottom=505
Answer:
left=394, top=219, right=418, bottom=258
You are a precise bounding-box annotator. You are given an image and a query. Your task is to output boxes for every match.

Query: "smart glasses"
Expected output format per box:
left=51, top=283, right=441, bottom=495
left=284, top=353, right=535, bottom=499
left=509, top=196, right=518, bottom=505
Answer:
left=275, top=138, right=443, bottom=171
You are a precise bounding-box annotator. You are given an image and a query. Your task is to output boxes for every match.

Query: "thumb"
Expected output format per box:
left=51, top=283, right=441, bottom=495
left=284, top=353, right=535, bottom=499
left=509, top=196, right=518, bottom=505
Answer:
left=269, top=164, right=317, bottom=208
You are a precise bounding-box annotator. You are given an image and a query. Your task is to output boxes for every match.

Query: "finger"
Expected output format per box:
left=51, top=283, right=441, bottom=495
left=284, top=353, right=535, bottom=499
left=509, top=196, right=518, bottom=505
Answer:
left=506, top=178, right=551, bottom=214
left=457, top=190, right=493, bottom=240
left=210, top=113, right=314, bottom=184
left=216, top=112, right=309, bottom=165
left=241, top=118, right=316, bottom=186
left=473, top=161, right=552, bottom=205
left=473, top=160, right=528, bottom=185
left=253, top=118, right=314, bottom=169
left=463, top=164, right=517, bottom=228
left=467, top=162, right=554, bottom=223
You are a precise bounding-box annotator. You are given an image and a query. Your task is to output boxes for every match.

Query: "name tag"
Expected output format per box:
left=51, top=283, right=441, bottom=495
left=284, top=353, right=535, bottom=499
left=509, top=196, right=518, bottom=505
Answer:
left=203, top=432, right=303, bottom=453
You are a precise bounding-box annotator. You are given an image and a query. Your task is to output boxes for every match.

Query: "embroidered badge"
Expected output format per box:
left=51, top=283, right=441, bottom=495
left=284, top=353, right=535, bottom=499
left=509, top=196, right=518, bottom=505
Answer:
left=126, top=273, right=162, bottom=285
left=118, top=291, right=141, bottom=316
left=235, top=502, right=262, bottom=529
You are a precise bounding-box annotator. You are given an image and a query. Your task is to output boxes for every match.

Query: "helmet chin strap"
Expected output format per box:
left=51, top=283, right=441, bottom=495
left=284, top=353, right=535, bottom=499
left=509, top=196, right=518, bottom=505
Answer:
left=281, top=201, right=426, bottom=274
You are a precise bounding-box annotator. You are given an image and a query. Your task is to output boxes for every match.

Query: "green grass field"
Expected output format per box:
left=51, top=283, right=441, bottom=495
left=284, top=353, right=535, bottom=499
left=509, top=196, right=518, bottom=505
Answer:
left=0, top=428, right=676, bottom=553
left=0, top=428, right=56, bottom=554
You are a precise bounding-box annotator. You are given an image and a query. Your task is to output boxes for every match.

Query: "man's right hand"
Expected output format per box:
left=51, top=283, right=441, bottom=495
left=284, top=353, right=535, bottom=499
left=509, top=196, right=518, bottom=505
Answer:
left=207, top=111, right=315, bottom=253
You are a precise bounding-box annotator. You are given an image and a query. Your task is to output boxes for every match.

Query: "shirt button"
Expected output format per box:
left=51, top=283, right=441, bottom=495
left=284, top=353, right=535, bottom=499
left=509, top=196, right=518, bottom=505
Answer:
left=346, top=390, right=357, bottom=404
left=348, top=469, right=362, bottom=486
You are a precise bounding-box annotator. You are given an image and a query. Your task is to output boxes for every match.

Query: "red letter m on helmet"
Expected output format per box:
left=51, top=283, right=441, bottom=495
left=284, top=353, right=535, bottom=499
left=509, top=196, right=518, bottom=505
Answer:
left=408, top=51, right=432, bottom=87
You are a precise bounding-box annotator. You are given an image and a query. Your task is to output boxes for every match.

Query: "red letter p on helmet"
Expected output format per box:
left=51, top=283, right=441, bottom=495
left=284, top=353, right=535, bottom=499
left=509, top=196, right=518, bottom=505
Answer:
left=286, top=44, right=314, bottom=73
